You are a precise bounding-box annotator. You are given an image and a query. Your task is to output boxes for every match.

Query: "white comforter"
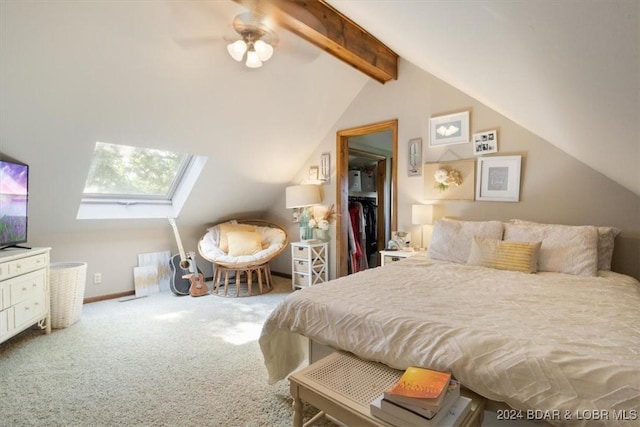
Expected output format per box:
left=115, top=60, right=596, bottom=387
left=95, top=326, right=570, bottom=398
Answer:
left=259, top=256, right=640, bottom=426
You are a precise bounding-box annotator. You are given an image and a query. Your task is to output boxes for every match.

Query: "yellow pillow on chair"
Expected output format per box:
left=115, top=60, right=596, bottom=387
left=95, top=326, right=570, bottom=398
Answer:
left=218, top=223, right=257, bottom=252
left=226, top=231, right=263, bottom=257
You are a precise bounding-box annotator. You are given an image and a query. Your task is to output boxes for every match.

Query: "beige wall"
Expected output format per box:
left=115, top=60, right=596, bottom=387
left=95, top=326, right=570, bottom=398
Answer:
left=268, top=59, right=640, bottom=280
left=30, top=57, right=639, bottom=299
left=30, top=223, right=206, bottom=299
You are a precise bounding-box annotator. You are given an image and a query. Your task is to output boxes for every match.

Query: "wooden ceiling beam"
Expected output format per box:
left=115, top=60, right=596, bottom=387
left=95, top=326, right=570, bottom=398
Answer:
left=233, top=0, right=398, bottom=83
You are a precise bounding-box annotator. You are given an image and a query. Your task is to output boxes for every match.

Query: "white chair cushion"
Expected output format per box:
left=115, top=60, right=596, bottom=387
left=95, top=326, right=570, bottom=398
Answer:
left=199, top=225, right=286, bottom=265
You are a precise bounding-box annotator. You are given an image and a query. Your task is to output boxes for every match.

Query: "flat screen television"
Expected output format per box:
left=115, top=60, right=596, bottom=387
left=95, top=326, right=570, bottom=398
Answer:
left=0, top=154, right=29, bottom=250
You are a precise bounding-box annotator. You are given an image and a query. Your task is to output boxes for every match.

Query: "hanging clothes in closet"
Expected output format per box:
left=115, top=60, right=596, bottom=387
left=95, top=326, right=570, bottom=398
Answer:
left=347, top=197, right=378, bottom=274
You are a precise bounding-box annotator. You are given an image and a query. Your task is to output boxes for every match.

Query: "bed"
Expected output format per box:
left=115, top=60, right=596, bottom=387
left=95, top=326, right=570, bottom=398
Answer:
left=259, top=219, right=640, bottom=426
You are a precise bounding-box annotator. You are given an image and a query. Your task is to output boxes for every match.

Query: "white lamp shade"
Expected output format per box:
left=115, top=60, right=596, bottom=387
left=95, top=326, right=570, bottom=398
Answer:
left=227, top=39, right=247, bottom=62
left=245, top=49, right=263, bottom=68
left=412, top=204, right=434, bottom=225
left=286, top=185, right=321, bottom=208
left=254, top=39, right=274, bottom=61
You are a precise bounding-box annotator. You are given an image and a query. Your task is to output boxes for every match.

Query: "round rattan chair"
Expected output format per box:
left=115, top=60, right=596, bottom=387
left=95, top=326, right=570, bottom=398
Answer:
left=198, top=219, right=288, bottom=297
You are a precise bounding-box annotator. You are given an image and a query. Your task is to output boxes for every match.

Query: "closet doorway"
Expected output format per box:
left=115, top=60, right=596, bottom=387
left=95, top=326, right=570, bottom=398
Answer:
left=336, top=119, right=397, bottom=278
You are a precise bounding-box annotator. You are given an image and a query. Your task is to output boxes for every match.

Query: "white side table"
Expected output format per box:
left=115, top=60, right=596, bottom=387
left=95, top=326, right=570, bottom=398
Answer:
left=291, top=241, right=329, bottom=290
left=379, top=249, right=424, bottom=266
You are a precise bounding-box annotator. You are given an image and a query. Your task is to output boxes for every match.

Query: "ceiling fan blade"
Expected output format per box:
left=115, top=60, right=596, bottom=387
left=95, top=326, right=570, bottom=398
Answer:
left=173, top=36, right=225, bottom=49
left=169, top=0, right=240, bottom=47
left=169, top=1, right=324, bottom=63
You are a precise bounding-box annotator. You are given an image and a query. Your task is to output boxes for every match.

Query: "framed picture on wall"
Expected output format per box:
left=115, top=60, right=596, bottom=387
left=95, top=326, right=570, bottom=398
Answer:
left=473, top=130, right=498, bottom=155
left=309, top=166, right=319, bottom=181
left=319, top=152, right=330, bottom=182
left=423, top=159, right=475, bottom=201
left=408, top=138, right=422, bottom=177
left=476, top=155, right=522, bottom=202
left=429, top=111, right=470, bottom=147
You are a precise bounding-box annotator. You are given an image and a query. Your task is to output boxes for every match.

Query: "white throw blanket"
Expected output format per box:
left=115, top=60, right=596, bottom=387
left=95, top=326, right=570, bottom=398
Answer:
left=259, top=257, right=640, bottom=426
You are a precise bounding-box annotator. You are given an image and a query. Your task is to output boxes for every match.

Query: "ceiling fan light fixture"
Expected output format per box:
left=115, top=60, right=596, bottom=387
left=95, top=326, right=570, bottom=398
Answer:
left=245, top=48, right=263, bottom=68
left=227, top=12, right=278, bottom=68
left=227, top=39, right=247, bottom=62
left=254, top=39, right=274, bottom=62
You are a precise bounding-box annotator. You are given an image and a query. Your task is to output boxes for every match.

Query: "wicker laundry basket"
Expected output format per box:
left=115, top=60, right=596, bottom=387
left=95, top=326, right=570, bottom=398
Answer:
left=49, top=262, right=87, bottom=329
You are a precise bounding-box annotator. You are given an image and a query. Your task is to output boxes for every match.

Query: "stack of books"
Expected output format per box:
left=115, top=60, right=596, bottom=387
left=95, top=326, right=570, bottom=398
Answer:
left=370, top=366, right=472, bottom=427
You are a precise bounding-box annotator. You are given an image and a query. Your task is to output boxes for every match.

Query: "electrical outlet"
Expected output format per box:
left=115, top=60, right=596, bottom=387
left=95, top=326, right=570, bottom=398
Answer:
left=94, top=273, right=102, bottom=284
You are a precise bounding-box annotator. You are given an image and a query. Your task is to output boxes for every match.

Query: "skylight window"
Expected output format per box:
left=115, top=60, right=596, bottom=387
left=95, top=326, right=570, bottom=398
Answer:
left=83, top=142, right=189, bottom=200
left=77, top=142, right=207, bottom=219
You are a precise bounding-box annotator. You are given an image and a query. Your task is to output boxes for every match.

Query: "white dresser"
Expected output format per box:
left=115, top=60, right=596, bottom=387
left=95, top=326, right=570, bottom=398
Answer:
left=0, top=247, right=51, bottom=344
left=291, top=241, right=329, bottom=290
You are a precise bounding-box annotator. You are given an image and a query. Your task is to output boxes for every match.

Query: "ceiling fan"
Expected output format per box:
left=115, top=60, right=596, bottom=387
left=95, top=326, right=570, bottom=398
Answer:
left=169, top=1, right=322, bottom=67
left=225, top=11, right=279, bottom=68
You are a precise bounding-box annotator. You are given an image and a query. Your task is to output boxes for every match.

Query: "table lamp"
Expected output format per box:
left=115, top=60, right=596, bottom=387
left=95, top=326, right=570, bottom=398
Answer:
left=412, top=204, right=434, bottom=250
left=286, top=184, right=321, bottom=241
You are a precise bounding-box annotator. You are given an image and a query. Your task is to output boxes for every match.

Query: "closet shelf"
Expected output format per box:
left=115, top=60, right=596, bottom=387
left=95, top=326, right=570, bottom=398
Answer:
left=348, top=191, right=377, bottom=199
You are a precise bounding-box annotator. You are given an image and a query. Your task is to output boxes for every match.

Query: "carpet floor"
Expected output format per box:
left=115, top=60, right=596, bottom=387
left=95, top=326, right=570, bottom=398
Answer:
left=0, top=276, right=335, bottom=427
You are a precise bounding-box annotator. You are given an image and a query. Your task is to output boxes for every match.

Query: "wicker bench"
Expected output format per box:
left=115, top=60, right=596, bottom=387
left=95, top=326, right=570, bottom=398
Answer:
left=289, top=351, right=486, bottom=427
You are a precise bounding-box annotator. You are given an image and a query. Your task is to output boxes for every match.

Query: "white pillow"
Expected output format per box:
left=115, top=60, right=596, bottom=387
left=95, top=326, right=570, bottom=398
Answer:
left=504, top=223, right=598, bottom=276
left=511, top=219, right=620, bottom=271
left=427, top=218, right=504, bottom=264
left=595, top=226, right=621, bottom=270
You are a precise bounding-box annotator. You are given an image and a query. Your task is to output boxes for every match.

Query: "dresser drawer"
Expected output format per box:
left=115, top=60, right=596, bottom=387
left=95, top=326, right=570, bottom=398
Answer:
left=293, top=259, right=323, bottom=272
left=292, top=246, right=310, bottom=259
left=0, top=283, right=9, bottom=310
left=383, top=255, right=403, bottom=264
left=0, top=307, right=12, bottom=337
left=293, top=273, right=309, bottom=287
left=13, top=293, right=46, bottom=330
left=0, top=253, right=48, bottom=281
left=293, top=259, right=309, bottom=273
left=9, top=269, right=46, bottom=306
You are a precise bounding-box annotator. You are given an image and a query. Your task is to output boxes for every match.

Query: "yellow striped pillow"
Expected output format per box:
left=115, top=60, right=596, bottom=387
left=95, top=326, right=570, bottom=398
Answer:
left=467, top=237, right=541, bottom=273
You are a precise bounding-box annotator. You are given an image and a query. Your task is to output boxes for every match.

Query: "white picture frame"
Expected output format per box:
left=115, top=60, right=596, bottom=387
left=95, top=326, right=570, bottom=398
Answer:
left=429, top=111, right=470, bottom=147
left=476, top=155, right=522, bottom=202
left=319, top=152, right=330, bottom=182
left=309, top=166, right=319, bottom=181
left=408, top=138, right=422, bottom=177
left=473, top=130, right=498, bottom=155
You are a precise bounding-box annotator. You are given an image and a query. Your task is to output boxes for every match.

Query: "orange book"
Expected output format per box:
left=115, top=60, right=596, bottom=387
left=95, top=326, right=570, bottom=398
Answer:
left=385, top=366, right=451, bottom=400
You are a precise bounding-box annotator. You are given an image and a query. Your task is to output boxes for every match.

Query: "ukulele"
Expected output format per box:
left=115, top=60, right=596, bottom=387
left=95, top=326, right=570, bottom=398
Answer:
left=168, top=217, right=208, bottom=297
left=186, top=262, right=208, bottom=297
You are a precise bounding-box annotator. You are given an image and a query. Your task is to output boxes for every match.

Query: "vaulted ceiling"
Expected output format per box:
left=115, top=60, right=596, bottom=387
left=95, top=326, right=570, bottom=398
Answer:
left=0, top=1, right=369, bottom=231
left=324, top=0, right=639, bottom=197
left=1, top=0, right=638, bottom=236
